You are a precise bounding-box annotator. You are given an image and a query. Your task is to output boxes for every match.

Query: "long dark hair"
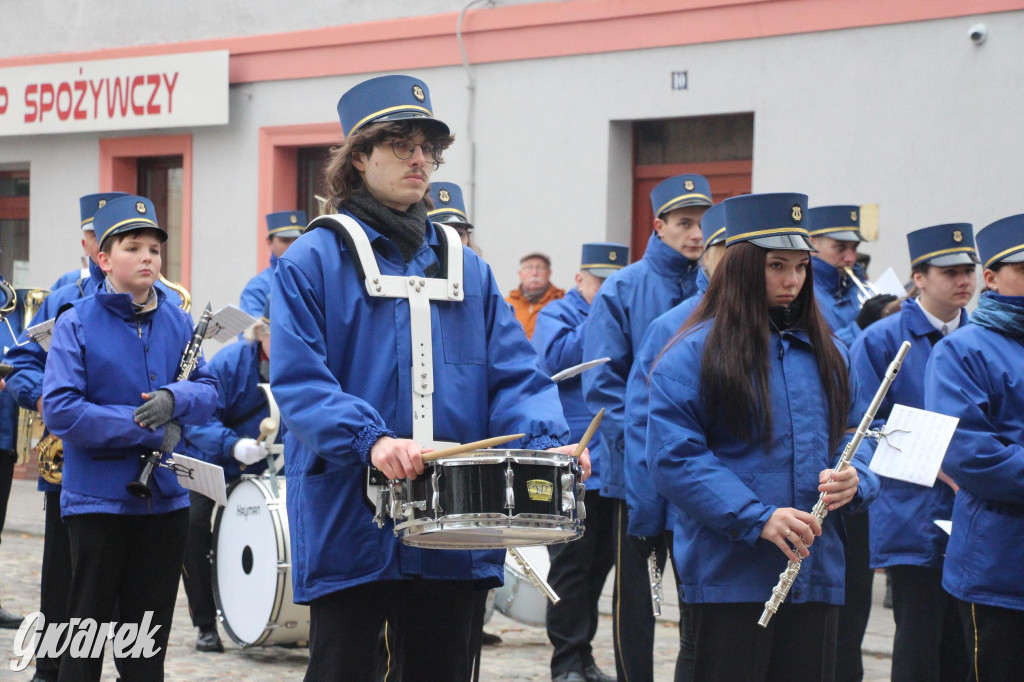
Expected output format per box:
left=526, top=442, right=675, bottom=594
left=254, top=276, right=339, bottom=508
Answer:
left=660, top=242, right=850, bottom=452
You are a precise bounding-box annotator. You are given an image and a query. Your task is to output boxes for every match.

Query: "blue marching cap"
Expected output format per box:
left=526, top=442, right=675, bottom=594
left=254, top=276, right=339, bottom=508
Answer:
left=807, top=205, right=866, bottom=243
left=266, top=210, right=306, bottom=239
left=701, top=202, right=727, bottom=248
left=723, top=193, right=816, bottom=252
left=650, top=174, right=713, bottom=218
left=337, top=75, right=450, bottom=138
left=581, top=242, right=629, bottom=278
left=93, top=195, right=166, bottom=248
left=80, top=192, right=129, bottom=231
left=427, top=182, right=473, bottom=230
left=906, top=223, right=979, bottom=268
left=976, top=214, right=1024, bottom=270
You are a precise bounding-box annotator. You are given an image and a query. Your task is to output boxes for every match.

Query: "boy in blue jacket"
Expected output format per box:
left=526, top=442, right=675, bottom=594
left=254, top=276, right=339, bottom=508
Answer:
left=43, top=195, right=217, bottom=682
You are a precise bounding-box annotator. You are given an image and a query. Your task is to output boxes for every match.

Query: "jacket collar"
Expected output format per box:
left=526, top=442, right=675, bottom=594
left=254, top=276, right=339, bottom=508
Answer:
left=696, top=268, right=710, bottom=295
left=902, top=297, right=969, bottom=338
left=643, top=233, right=698, bottom=278
left=95, top=284, right=168, bottom=321
left=811, top=257, right=855, bottom=298
left=565, top=287, right=589, bottom=313
left=341, top=208, right=441, bottom=275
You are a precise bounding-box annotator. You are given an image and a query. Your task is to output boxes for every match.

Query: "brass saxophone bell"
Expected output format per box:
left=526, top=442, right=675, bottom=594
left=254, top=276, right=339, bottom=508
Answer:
left=37, top=433, right=64, bottom=485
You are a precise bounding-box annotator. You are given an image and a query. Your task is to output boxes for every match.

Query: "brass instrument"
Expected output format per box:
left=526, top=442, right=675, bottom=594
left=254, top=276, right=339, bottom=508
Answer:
left=844, top=266, right=879, bottom=306
left=15, top=288, right=51, bottom=464
left=37, top=433, right=63, bottom=485
left=758, top=341, right=910, bottom=627
left=159, top=275, right=191, bottom=313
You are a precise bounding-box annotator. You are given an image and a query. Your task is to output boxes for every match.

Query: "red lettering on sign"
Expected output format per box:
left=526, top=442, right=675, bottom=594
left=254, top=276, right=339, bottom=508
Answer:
left=163, top=72, right=178, bottom=114
left=0, top=86, right=7, bottom=115
left=146, top=74, right=161, bottom=115
left=56, top=82, right=73, bottom=121
left=73, top=80, right=87, bottom=120
left=89, top=79, right=104, bottom=119
left=23, top=84, right=37, bottom=122
left=38, top=83, right=55, bottom=121
left=107, top=77, right=130, bottom=118
left=130, top=75, right=145, bottom=115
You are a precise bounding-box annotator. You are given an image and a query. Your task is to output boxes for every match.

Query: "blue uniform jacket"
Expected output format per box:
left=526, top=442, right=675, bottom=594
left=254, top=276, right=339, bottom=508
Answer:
left=925, top=316, right=1024, bottom=611
left=647, top=323, right=879, bottom=604
left=51, top=268, right=89, bottom=291
left=531, top=288, right=605, bottom=490
left=851, top=297, right=966, bottom=569
left=0, top=280, right=24, bottom=453
left=5, top=278, right=101, bottom=492
left=812, top=258, right=862, bottom=347
left=42, top=287, right=217, bottom=517
left=270, top=212, right=570, bottom=603
left=183, top=340, right=282, bottom=482
left=239, top=254, right=277, bottom=318
left=624, top=268, right=709, bottom=538
left=582, top=233, right=700, bottom=499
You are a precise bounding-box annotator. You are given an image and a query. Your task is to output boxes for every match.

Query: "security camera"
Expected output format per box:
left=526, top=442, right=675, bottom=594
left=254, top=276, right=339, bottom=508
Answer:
left=968, top=23, right=987, bottom=45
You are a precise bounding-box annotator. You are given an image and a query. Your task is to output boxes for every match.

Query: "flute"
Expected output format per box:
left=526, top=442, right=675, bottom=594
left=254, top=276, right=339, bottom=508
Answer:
left=757, top=340, right=910, bottom=627
left=647, top=549, right=664, bottom=617
left=509, top=548, right=560, bottom=604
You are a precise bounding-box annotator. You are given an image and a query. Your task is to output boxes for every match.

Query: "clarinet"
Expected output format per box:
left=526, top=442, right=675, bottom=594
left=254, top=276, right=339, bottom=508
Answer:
left=757, top=340, right=910, bottom=627
left=126, top=304, right=213, bottom=499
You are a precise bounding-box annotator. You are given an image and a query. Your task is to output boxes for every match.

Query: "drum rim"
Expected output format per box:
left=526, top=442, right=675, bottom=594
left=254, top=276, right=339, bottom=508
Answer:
left=395, top=514, right=582, bottom=549
left=427, top=449, right=580, bottom=467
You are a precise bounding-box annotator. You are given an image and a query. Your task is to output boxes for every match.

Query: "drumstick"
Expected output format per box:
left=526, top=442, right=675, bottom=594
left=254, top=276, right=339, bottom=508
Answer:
left=420, top=433, right=526, bottom=463
left=572, top=408, right=604, bottom=459
left=241, top=418, right=278, bottom=471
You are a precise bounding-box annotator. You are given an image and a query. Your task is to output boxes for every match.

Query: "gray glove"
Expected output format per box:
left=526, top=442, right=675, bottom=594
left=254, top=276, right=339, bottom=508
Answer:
left=160, top=421, right=182, bottom=453
left=135, top=389, right=176, bottom=429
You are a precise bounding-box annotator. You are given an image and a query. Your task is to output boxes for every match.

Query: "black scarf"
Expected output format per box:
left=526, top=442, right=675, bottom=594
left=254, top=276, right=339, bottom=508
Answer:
left=343, top=187, right=428, bottom=263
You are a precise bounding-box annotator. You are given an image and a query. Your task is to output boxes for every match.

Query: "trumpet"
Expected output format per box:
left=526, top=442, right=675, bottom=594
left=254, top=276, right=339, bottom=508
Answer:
left=843, top=266, right=878, bottom=306
left=757, top=341, right=911, bottom=627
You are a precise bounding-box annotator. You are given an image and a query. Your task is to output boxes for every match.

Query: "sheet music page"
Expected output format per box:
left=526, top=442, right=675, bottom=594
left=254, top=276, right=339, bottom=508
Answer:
left=170, top=453, right=228, bottom=506
left=872, top=267, right=907, bottom=298
left=869, top=403, right=959, bottom=487
left=206, top=305, right=258, bottom=342
left=934, top=520, right=952, bottom=535
left=26, top=318, right=55, bottom=351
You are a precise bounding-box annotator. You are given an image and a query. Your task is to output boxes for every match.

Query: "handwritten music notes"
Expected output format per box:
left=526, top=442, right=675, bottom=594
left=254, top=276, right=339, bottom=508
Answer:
left=205, top=305, right=258, bottom=342
left=171, top=453, right=228, bottom=506
left=869, top=404, right=959, bottom=487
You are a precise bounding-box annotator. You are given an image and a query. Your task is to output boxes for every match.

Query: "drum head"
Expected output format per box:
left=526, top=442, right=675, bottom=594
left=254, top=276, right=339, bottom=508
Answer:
left=214, top=479, right=284, bottom=646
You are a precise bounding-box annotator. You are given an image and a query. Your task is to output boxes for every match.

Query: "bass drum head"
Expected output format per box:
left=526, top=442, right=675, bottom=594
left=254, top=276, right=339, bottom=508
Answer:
left=493, top=545, right=551, bottom=627
left=213, top=478, right=287, bottom=647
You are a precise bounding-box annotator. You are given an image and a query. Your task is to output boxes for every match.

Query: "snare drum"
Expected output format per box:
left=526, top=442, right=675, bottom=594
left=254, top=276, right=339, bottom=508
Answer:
left=386, top=449, right=585, bottom=549
left=494, top=545, right=552, bottom=626
left=212, top=476, right=309, bottom=647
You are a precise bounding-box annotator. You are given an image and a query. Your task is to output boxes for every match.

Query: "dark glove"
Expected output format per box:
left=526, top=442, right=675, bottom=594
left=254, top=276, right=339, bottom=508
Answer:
left=629, top=534, right=666, bottom=558
left=160, top=421, right=181, bottom=453
left=856, top=294, right=899, bottom=330
left=134, top=389, right=176, bottom=429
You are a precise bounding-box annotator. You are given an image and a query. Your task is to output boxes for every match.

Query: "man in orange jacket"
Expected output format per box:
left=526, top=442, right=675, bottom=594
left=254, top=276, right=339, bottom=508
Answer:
left=506, top=252, right=565, bottom=338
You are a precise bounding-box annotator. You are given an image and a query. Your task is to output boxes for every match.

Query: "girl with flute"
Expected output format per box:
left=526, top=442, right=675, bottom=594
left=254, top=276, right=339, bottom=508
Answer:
left=645, top=193, right=878, bottom=681
left=925, top=214, right=1024, bottom=680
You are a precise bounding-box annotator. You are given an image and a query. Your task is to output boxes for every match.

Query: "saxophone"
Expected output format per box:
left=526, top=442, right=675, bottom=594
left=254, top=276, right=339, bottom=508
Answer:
left=159, top=275, right=191, bottom=313
left=14, top=288, right=50, bottom=465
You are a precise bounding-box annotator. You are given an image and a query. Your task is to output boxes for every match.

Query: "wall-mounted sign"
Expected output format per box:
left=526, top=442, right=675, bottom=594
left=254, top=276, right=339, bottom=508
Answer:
left=0, top=50, right=228, bottom=136
left=671, top=71, right=688, bottom=91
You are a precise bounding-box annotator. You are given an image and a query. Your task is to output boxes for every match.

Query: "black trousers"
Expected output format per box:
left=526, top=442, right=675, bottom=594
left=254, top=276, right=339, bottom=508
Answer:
left=0, top=449, right=15, bottom=539
left=958, top=599, right=1024, bottom=682
left=305, top=579, right=477, bottom=682
left=59, top=508, right=189, bottom=682
left=835, top=510, right=872, bottom=682
left=34, top=491, right=73, bottom=681
left=690, top=601, right=838, bottom=682
left=181, top=490, right=217, bottom=629
left=888, top=564, right=967, bottom=682
left=546, top=489, right=616, bottom=677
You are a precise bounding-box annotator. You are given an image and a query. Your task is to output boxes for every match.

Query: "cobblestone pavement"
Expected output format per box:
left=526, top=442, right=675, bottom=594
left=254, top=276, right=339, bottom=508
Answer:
left=1, top=479, right=893, bottom=680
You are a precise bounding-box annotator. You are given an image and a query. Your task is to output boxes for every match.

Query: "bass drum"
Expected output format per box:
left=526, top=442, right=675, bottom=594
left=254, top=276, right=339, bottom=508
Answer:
left=212, top=476, right=309, bottom=647
left=493, top=545, right=551, bottom=627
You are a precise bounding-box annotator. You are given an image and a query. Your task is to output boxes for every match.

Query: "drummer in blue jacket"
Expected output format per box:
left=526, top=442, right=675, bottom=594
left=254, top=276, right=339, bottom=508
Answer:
left=582, top=173, right=710, bottom=682
left=646, top=193, right=878, bottom=681
left=533, top=242, right=627, bottom=682
left=42, top=195, right=218, bottom=681
left=621, top=201, right=726, bottom=680
left=3, top=191, right=129, bottom=676
left=851, top=223, right=977, bottom=680
left=239, top=210, right=304, bottom=317
left=270, top=75, right=584, bottom=682
left=924, top=214, right=1024, bottom=680
left=181, top=299, right=282, bottom=654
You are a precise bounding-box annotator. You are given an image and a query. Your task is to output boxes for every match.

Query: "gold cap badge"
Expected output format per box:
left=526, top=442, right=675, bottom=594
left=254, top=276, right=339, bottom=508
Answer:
left=684, top=179, right=695, bottom=191
left=135, top=201, right=146, bottom=214
left=290, top=214, right=298, bottom=224
left=412, top=84, right=425, bottom=102
left=851, top=210, right=858, bottom=222
left=609, top=250, right=618, bottom=261
left=953, top=229, right=963, bottom=243
left=98, top=199, right=107, bottom=208
left=438, top=189, right=451, bottom=204
left=791, top=204, right=803, bottom=223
